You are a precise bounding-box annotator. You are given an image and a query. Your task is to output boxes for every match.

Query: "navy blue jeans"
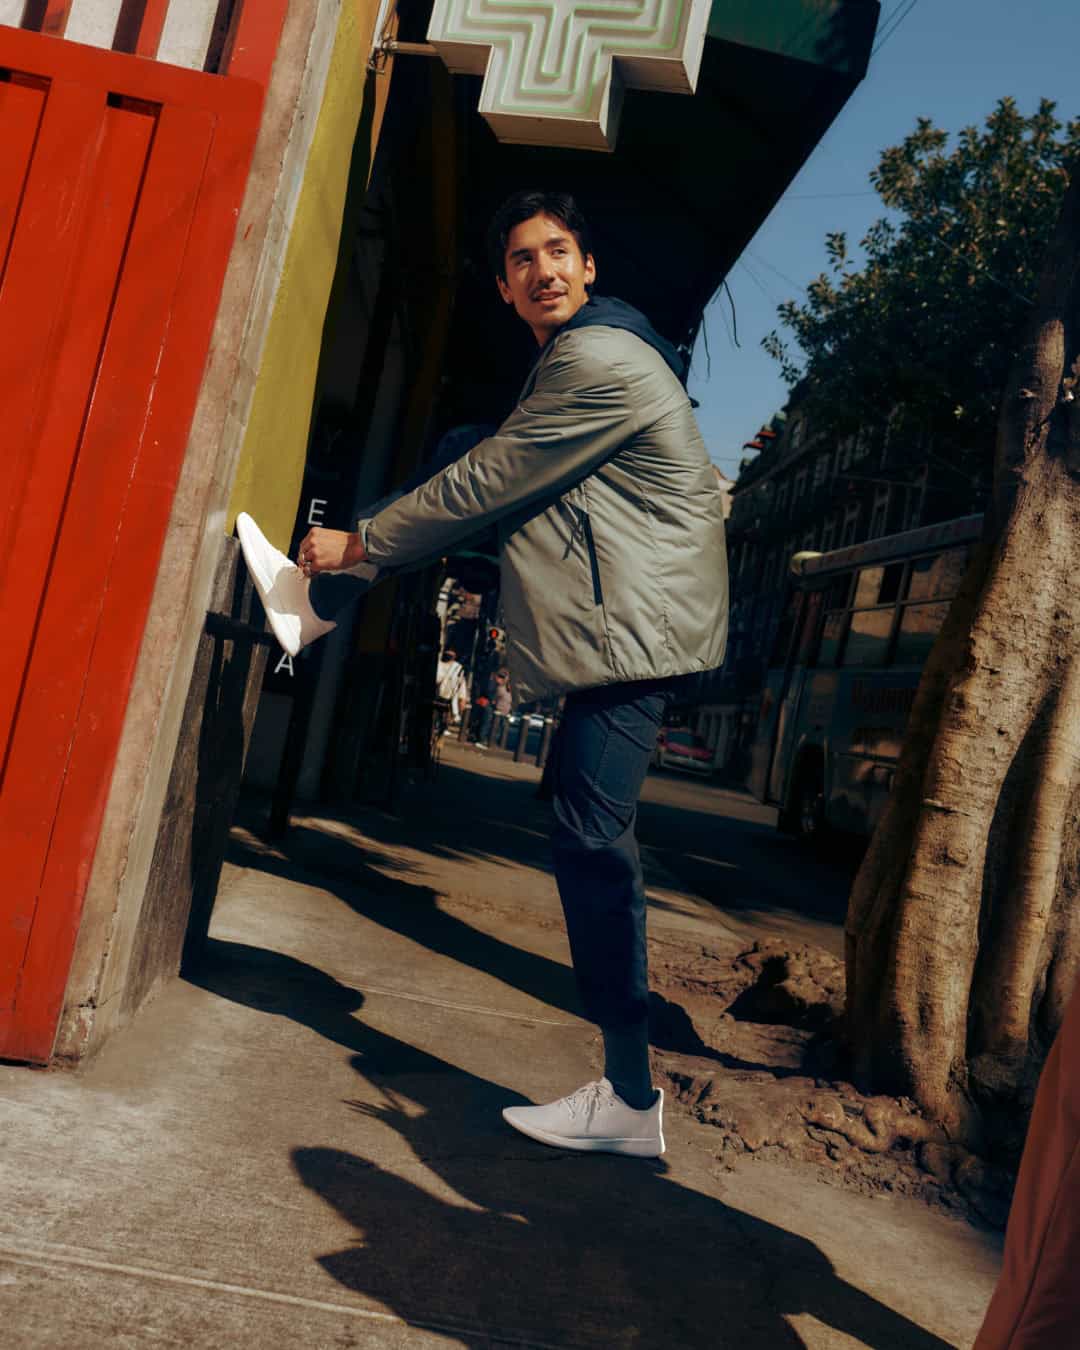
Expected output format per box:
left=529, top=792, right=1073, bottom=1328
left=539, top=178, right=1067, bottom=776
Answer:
left=551, top=676, right=689, bottom=1031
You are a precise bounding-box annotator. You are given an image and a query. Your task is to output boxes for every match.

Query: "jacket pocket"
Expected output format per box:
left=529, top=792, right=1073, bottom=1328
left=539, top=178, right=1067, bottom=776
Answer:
left=582, top=513, right=604, bottom=607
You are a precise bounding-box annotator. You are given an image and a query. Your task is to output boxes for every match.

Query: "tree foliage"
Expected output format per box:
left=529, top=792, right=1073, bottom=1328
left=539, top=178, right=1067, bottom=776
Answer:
left=765, top=99, right=1080, bottom=498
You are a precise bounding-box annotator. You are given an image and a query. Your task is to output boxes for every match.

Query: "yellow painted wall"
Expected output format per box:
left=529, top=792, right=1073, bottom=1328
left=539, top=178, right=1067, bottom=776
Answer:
left=226, top=0, right=391, bottom=548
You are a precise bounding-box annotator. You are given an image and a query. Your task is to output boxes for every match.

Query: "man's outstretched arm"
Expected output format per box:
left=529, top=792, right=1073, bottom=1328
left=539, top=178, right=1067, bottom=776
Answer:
left=298, top=333, right=638, bottom=574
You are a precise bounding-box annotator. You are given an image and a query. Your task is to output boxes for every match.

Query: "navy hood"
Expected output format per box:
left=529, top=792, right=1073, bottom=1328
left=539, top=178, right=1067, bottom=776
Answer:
left=559, top=296, right=686, bottom=382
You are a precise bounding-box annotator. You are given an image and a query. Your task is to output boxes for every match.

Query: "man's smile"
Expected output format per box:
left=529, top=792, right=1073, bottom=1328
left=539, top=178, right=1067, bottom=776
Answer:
left=497, top=212, right=595, bottom=342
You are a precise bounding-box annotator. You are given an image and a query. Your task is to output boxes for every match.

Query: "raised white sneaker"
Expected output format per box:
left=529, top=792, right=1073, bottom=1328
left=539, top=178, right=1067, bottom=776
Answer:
left=236, top=512, right=337, bottom=657
left=502, top=1078, right=664, bottom=1157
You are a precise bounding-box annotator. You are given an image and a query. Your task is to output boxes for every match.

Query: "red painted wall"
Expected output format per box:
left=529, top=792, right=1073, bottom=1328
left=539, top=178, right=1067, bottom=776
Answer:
left=0, top=26, right=263, bottom=1062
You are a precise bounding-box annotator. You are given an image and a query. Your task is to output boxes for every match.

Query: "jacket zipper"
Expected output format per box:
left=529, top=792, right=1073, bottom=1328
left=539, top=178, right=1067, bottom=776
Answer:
left=582, top=513, right=604, bottom=607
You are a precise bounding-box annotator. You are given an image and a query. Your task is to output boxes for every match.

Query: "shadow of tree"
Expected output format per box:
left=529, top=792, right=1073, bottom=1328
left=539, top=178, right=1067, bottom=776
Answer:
left=188, top=940, right=957, bottom=1350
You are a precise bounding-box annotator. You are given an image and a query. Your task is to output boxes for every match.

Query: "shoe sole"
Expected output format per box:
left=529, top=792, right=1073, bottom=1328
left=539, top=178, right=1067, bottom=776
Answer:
left=236, top=513, right=281, bottom=594
left=502, top=1100, right=665, bottom=1158
left=236, top=513, right=304, bottom=657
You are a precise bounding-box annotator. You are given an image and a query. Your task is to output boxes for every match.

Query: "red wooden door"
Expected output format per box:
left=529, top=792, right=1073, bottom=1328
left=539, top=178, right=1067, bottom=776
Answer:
left=0, top=27, right=262, bottom=1061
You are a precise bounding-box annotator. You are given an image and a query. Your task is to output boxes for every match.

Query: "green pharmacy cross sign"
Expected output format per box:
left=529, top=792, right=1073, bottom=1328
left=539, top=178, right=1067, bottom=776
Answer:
left=426, top=0, right=710, bottom=150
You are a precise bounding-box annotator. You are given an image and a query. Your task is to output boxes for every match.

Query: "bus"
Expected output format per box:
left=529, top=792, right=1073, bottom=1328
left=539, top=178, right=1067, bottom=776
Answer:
left=748, top=514, right=984, bottom=841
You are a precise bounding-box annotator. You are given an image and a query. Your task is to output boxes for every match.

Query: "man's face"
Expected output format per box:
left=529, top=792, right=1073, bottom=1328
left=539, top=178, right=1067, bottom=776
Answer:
left=496, top=212, right=596, bottom=344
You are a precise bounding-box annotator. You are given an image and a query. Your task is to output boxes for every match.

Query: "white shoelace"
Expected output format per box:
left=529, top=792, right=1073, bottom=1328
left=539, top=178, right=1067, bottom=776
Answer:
left=561, top=1079, right=616, bottom=1122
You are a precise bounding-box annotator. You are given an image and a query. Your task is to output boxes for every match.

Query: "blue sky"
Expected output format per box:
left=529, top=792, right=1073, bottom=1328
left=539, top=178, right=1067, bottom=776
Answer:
left=687, top=0, right=1080, bottom=476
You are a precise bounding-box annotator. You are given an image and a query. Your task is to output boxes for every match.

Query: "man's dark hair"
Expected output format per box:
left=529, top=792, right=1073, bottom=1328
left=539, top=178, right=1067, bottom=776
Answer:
left=486, top=190, right=593, bottom=280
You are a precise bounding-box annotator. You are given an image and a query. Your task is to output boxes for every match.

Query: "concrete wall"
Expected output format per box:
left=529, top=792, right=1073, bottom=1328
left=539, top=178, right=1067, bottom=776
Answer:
left=55, top=0, right=391, bottom=1062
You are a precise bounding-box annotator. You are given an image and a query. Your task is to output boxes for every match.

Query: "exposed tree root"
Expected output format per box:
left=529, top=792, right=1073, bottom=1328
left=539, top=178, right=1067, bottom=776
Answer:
left=647, top=934, right=1015, bottom=1228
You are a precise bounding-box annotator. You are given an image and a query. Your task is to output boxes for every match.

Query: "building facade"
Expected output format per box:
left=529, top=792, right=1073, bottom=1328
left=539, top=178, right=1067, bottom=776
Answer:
left=692, top=383, right=988, bottom=775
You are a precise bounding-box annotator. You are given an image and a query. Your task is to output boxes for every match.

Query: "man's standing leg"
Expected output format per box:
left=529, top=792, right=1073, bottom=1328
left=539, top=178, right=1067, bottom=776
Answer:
left=502, top=680, right=670, bottom=1155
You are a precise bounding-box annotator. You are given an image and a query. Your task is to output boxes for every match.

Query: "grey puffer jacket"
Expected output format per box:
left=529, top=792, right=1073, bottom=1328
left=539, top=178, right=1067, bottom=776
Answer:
left=359, top=322, right=728, bottom=704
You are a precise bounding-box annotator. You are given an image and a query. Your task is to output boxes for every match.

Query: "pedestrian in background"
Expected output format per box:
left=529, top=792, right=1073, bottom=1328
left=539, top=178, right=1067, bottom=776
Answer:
left=477, top=668, right=512, bottom=747
left=435, top=648, right=467, bottom=725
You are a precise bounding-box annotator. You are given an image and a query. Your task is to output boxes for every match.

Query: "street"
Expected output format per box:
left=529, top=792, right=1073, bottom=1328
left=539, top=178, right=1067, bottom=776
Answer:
left=637, top=765, right=861, bottom=958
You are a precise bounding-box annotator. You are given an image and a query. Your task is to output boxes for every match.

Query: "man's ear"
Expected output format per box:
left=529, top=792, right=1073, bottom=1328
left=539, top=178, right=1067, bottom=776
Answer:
left=584, top=253, right=597, bottom=288
left=496, top=275, right=514, bottom=306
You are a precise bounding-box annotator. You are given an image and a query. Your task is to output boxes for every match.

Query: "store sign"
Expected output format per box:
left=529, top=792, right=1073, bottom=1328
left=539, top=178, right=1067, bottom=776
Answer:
left=427, top=0, right=709, bottom=151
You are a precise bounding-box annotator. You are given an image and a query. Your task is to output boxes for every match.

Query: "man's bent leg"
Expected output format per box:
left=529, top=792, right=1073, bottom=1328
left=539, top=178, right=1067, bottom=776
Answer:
left=309, top=571, right=375, bottom=621
left=550, top=680, right=670, bottom=1109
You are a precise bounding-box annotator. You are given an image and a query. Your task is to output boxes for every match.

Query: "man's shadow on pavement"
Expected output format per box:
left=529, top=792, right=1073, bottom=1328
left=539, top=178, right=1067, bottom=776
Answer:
left=224, top=833, right=781, bottom=1073
left=188, top=940, right=957, bottom=1350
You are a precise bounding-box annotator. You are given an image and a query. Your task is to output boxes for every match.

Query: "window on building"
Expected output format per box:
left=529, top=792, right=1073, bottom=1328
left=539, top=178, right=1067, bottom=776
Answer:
left=793, top=469, right=808, bottom=501
left=841, top=505, right=860, bottom=546
left=869, top=488, right=890, bottom=538
left=776, top=481, right=789, bottom=516
left=821, top=515, right=838, bottom=553
left=813, top=455, right=829, bottom=490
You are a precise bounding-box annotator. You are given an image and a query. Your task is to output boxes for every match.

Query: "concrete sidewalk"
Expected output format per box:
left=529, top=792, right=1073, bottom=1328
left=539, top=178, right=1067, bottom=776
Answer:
left=0, top=744, right=1000, bottom=1348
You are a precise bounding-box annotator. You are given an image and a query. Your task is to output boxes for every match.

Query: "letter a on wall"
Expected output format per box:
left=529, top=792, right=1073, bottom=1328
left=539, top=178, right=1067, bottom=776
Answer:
left=427, top=0, right=710, bottom=150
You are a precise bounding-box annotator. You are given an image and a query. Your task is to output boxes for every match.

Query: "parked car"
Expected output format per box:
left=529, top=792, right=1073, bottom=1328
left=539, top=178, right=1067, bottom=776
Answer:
left=653, top=727, right=712, bottom=775
left=504, top=711, right=546, bottom=755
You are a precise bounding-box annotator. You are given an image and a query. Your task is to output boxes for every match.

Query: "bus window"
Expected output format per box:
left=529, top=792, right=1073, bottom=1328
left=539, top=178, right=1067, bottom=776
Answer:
left=768, top=591, right=803, bottom=667
left=811, top=574, right=853, bottom=666
left=879, top=562, right=905, bottom=604
left=795, top=589, right=824, bottom=663
left=854, top=562, right=904, bottom=608
left=815, top=609, right=846, bottom=666
left=853, top=566, right=884, bottom=608
left=894, top=601, right=950, bottom=665
left=907, top=547, right=968, bottom=602
left=842, top=608, right=893, bottom=667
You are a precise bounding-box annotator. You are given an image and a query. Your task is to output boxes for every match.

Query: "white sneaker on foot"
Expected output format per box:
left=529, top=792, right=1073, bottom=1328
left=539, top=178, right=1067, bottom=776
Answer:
left=502, top=1078, right=664, bottom=1157
left=236, top=512, right=337, bottom=657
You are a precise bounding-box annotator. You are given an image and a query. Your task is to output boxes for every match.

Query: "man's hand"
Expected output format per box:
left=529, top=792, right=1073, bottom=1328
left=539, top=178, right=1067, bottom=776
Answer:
left=296, top=527, right=366, bottom=576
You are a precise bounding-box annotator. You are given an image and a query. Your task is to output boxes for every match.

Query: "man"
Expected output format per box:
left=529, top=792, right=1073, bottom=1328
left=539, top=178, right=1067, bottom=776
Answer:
left=237, top=190, right=728, bottom=1157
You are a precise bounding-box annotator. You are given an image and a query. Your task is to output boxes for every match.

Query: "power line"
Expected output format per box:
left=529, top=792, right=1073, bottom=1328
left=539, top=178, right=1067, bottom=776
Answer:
left=746, top=248, right=808, bottom=296
left=737, top=258, right=781, bottom=306
left=873, top=0, right=920, bottom=55
left=724, top=281, right=741, bottom=348
left=714, top=284, right=736, bottom=351
left=783, top=190, right=879, bottom=201
left=871, top=0, right=909, bottom=47
left=905, top=217, right=1035, bottom=306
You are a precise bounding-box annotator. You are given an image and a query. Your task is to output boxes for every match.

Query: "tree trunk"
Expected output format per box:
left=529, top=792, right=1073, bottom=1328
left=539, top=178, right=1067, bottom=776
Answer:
left=846, top=162, right=1080, bottom=1150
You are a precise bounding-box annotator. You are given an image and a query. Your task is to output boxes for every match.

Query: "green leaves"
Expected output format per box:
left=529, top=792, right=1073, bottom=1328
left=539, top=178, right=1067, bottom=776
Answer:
left=765, top=99, right=1080, bottom=496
